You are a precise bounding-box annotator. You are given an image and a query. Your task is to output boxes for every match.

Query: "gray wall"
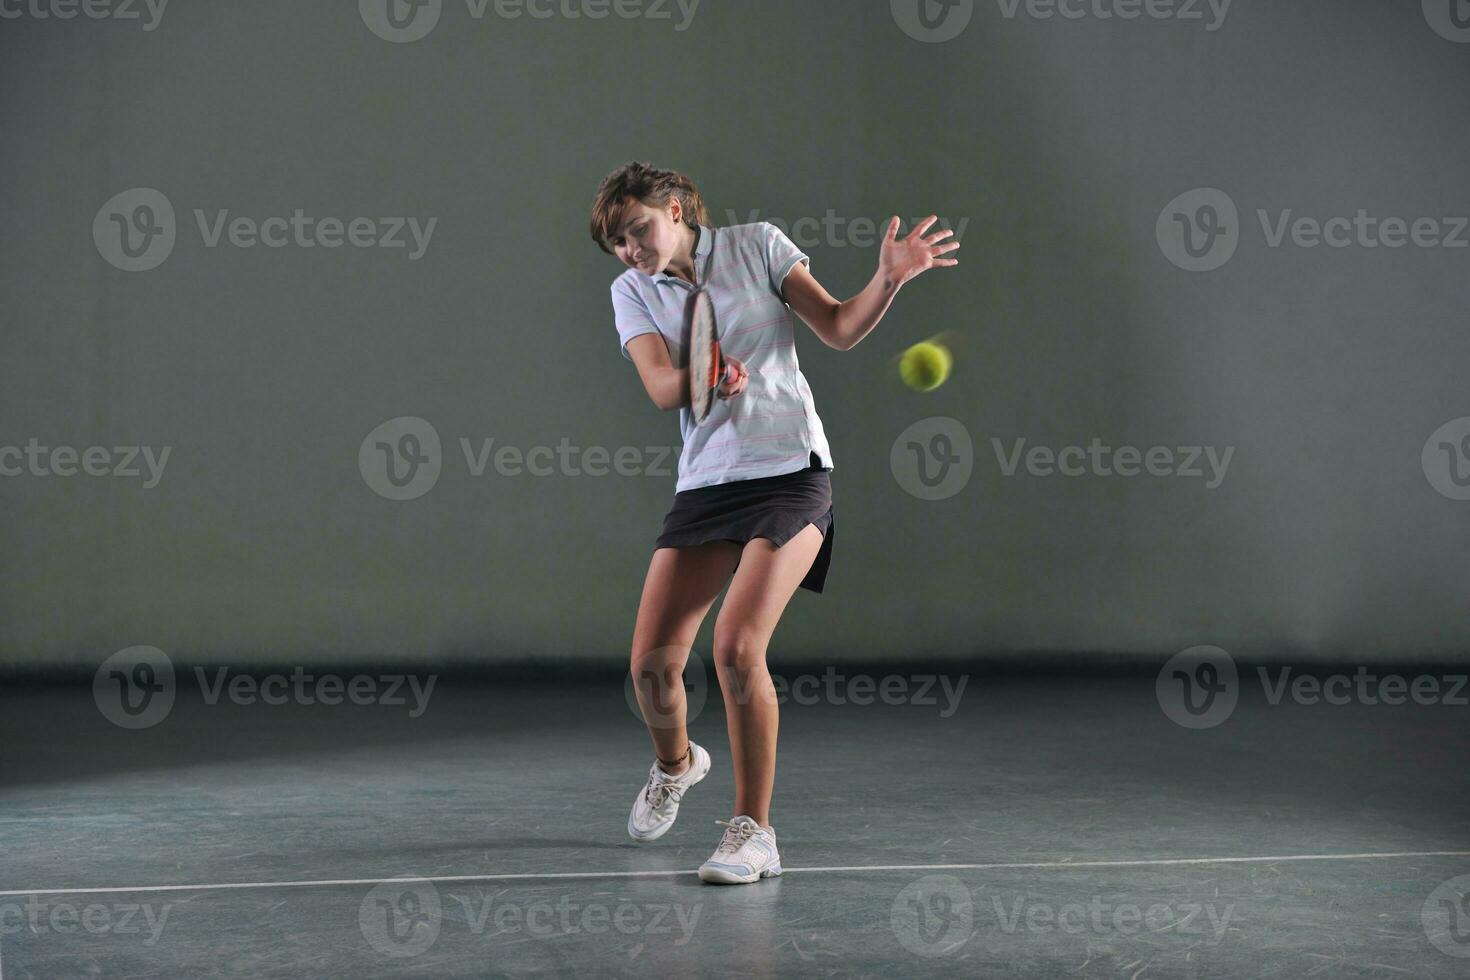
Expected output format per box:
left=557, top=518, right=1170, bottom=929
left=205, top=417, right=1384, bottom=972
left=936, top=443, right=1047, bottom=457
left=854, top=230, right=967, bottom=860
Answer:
left=2, top=0, right=1467, bottom=671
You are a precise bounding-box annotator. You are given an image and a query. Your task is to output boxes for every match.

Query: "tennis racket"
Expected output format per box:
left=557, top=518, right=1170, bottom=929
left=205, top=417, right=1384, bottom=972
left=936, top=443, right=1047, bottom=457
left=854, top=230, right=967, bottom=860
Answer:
left=682, top=227, right=736, bottom=425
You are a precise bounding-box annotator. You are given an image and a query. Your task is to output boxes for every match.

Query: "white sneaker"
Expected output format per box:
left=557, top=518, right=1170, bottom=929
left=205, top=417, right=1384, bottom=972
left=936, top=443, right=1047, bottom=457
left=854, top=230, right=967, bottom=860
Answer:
left=627, top=742, right=711, bottom=842
left=697, top=815, right=783, bottom=884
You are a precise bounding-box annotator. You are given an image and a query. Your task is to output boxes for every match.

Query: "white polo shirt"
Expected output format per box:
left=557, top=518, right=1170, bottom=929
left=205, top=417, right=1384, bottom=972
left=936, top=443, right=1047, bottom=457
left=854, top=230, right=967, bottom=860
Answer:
left=610, top=221, right=835, bottom=493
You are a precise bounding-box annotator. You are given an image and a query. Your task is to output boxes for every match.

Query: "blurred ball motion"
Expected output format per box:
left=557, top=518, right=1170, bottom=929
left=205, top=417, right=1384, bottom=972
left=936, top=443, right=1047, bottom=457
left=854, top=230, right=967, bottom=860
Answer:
left=898, top=341, right=952, bottom=392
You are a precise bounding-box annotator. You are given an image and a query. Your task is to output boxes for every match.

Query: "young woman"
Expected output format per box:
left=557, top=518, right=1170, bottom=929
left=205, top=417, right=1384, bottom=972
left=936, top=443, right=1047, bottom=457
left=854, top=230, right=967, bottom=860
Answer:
left=589, top=161, right=958, bottom=884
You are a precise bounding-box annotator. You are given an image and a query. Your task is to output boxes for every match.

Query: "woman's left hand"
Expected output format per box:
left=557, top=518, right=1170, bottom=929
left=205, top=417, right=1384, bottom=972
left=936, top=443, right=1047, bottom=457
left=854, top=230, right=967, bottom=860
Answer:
left=878, top=214, right=960, bottom=289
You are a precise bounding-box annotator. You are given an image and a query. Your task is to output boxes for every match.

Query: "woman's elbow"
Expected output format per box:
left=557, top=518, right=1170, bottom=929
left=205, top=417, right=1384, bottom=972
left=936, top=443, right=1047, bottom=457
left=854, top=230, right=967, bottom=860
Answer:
left=649, top=368, right=684, bottom=411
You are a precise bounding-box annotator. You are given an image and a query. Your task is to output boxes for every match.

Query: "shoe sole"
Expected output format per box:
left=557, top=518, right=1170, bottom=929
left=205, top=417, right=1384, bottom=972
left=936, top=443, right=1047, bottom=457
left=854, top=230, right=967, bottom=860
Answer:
left=697, top=862, right=783, bottom=885
left=626, top=748, right=711, bottom=842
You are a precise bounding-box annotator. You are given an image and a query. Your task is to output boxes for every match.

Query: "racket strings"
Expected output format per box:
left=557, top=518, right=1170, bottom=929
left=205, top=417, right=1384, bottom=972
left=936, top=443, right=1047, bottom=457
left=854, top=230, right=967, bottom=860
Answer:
left=687, top=227, right=723, bottom=423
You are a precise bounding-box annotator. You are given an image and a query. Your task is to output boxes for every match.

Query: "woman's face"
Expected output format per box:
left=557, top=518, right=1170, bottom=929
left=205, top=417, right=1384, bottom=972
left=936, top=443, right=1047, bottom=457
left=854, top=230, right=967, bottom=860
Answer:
left=609, top=198, right=682, bottom=274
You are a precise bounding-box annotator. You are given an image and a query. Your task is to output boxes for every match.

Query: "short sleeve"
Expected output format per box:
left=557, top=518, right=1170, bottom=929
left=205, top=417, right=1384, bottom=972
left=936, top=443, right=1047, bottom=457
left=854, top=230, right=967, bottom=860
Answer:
left=610, top=277, right=662, bottom=361
left=763, top=222, right=810, bottom=300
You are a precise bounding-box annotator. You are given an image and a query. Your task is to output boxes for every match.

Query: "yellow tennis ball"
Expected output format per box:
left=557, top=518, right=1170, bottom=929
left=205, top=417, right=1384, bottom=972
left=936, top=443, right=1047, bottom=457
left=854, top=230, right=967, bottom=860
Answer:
left=899, top=342, right=952, bottom=392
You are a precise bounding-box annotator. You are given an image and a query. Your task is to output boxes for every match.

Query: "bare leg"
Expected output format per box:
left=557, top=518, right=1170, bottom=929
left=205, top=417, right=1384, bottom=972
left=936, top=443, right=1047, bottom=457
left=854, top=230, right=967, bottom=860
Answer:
left=630, top=540, right=742, bottom=773
left=712, top=523, right=824, bottom=826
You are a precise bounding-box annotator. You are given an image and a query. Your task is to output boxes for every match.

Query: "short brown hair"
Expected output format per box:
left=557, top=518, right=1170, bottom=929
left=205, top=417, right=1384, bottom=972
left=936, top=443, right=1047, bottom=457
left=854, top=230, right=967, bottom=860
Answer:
left=589, top=161, right=710, bottom=256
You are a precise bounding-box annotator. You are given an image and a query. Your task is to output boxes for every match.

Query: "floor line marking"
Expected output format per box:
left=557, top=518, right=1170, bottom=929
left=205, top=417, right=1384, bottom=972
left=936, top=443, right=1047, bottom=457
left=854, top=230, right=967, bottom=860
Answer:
left=3, top=850, right=1468, bottom=899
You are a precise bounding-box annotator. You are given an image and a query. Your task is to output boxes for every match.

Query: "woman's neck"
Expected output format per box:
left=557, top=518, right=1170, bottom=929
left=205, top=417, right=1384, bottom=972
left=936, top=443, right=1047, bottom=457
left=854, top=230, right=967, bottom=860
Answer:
left=667, top=223, right=699, bottom=285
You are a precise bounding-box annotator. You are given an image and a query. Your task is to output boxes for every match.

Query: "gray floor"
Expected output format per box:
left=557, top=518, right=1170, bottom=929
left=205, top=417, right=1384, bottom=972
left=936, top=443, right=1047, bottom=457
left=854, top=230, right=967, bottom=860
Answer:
left=2, top=670, right=1469, bottom=978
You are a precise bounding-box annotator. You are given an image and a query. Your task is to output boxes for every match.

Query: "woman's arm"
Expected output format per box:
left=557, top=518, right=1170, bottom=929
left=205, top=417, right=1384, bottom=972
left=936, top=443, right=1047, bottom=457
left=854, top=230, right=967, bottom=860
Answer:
left=625, top=334, right=687, bottom=411
left=781, top=214, right=960, bottom=351
left=625, top=334, right=747, bottom=411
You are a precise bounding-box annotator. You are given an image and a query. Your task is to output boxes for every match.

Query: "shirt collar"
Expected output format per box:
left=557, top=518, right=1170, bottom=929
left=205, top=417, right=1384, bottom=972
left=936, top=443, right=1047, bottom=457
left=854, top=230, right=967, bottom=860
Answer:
left=651, top=224, right=711, bottom=287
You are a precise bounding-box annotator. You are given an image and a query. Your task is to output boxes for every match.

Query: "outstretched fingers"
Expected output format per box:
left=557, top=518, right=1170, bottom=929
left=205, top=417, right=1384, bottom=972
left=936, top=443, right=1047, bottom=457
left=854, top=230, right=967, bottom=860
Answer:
left=906, top=214, right=940, bottom=239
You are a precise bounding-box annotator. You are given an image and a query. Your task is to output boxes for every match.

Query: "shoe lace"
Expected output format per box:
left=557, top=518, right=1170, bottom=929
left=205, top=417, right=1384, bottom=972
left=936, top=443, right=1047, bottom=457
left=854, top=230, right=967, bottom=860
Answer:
left=644, top=769, right=685, bottom=809
left=712, top=818, right=758, bottom=855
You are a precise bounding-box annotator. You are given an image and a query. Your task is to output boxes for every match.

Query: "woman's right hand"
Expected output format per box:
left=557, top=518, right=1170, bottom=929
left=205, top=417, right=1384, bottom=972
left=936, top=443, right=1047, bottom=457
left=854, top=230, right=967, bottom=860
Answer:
left=716, top=356, right=748, bottom=400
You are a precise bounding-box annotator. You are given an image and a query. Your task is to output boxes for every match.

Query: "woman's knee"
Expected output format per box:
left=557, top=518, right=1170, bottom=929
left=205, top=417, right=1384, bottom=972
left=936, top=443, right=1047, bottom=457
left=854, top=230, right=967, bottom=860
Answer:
left=712, top=626, right=769, bottom=672
left=630, top=642, right=688, bottom=677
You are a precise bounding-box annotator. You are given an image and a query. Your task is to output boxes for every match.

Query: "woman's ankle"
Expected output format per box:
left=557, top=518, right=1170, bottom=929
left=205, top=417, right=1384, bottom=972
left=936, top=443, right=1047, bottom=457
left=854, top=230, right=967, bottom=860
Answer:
left=656, top=742, right=691, bottom=775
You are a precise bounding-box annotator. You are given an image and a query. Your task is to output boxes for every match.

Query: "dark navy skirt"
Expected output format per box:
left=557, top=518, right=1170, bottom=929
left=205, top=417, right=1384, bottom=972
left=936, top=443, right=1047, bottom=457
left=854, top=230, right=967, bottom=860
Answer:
left=654, top=452, right=835, bottom=594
